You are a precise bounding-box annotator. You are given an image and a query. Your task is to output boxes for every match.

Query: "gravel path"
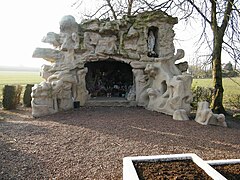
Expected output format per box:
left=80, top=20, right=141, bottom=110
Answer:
left=0, top=107, right=240, bottom=179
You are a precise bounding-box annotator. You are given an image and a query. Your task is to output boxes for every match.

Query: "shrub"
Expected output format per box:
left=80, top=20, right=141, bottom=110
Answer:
left=3, top=85, right=16, bottom=109
left=228, top=94, right=240, bottom=110
left=191, top=86, right=213, bottom=110
left=15, top=85, right=23, bottom=105
left=2, top=85, right=23, bottom=110
left=222, top=70, right=239, bottom=77
left=23, top=84, right=34, bottom=107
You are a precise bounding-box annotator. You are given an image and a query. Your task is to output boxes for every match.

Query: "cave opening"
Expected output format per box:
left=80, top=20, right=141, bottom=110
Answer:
left=85, top=60, right=133, bottom=98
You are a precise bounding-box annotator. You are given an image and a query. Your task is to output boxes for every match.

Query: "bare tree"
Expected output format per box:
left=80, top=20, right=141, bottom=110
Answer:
left=167, top=0, right=240, bottom=113
left=72, top=0, right=172, bottom=20
left=73, top=0, right=240, bottom=113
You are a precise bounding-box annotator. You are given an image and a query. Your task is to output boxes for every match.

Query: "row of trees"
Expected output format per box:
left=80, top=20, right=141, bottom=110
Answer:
left=189, top=61, right=240, bottom=78
left=73, top=0, right=240, bottom=114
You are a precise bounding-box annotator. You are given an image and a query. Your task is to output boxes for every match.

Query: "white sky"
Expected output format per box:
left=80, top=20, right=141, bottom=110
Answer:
left=0, top=0, right=81, bottom=68
left=0, top=0, right=227, bottom=68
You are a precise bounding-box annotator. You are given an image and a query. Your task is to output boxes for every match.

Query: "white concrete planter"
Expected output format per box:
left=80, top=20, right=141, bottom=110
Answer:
left=123, top=153, right=227, bottom=180
left=206, top=159, right=240, bottom=179
left=206, top=159, right=240, bottom=166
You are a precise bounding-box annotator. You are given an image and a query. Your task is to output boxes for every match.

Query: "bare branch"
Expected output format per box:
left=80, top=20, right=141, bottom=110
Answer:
left=127, top=0, right=134, bottom=15
left=220, top=0, right=234, bottom=34
left=86, top=4, right=109, bottom=19
left=231, top=1, right=240, bottom=17
left=106, top=0, right=118, bottom=20
left=186, top=0, right=211, bottom=25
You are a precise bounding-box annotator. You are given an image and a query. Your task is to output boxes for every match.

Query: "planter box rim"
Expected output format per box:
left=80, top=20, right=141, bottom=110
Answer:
left=206, top=159, right=240, bottom=165
left=123, top=153, right=227, bottom=180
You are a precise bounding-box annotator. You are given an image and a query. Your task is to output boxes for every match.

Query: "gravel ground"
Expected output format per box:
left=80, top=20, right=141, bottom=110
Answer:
left=0, top=106, right=240, bottom=179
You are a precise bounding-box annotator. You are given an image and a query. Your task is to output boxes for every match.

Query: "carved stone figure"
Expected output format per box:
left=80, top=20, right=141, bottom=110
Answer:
left=173, top=109, right=189, bottom=121
left=133, top=69, right=151, bottom=107
left=195, top=101, right=227, bottom=127
left=74, top=68, right=89, bottom=106
left=127, top=85, right=136, bottom=101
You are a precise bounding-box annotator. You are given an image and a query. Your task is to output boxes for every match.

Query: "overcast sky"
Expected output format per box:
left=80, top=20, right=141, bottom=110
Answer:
left=0, top=0, right=78, bottom=67
left=0, top=0, right=222, bottom=68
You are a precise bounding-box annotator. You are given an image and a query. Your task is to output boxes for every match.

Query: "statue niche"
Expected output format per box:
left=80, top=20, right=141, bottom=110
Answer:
left=147, top=26, right=158, bottom=57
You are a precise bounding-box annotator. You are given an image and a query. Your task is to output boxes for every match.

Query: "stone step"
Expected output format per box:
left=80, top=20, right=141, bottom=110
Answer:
left=85, top=97, right=137, bottom=107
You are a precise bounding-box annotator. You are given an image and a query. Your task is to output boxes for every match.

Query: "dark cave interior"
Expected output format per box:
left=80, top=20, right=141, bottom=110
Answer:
left=85, top=60, right=133, bottom=98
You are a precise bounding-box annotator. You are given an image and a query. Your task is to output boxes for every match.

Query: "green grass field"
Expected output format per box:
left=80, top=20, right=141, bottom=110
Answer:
left=0, top=71, right=43, bottom=85
left=193, top=77, right=240, bottom=109
left=0, top=71, right=43, bottom=100
left=192, top=77, right=240, bottom=95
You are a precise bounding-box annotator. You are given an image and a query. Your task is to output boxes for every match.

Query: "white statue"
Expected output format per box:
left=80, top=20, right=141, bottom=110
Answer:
left=147, top=30, right=157, bottom=57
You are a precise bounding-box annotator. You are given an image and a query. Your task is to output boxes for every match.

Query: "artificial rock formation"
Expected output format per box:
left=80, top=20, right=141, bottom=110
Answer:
left=173, top=109, right=189, bottom=121
left=32, top=11, right=193, bottom=117
left=195, top=101, right=227, bottom=127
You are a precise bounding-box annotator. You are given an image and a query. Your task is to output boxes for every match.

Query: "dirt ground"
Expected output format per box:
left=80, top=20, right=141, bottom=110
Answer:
left=0, top=106, right=240, bottom=179
left=134, top=160, right=213, bottom=179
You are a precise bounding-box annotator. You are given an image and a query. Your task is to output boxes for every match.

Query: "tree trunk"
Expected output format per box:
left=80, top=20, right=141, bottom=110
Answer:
left=127, top=0, right=134, bottom=16
left=210, top=0, right=234, bottom=114
left=211, top=35, right=226, bottom=114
